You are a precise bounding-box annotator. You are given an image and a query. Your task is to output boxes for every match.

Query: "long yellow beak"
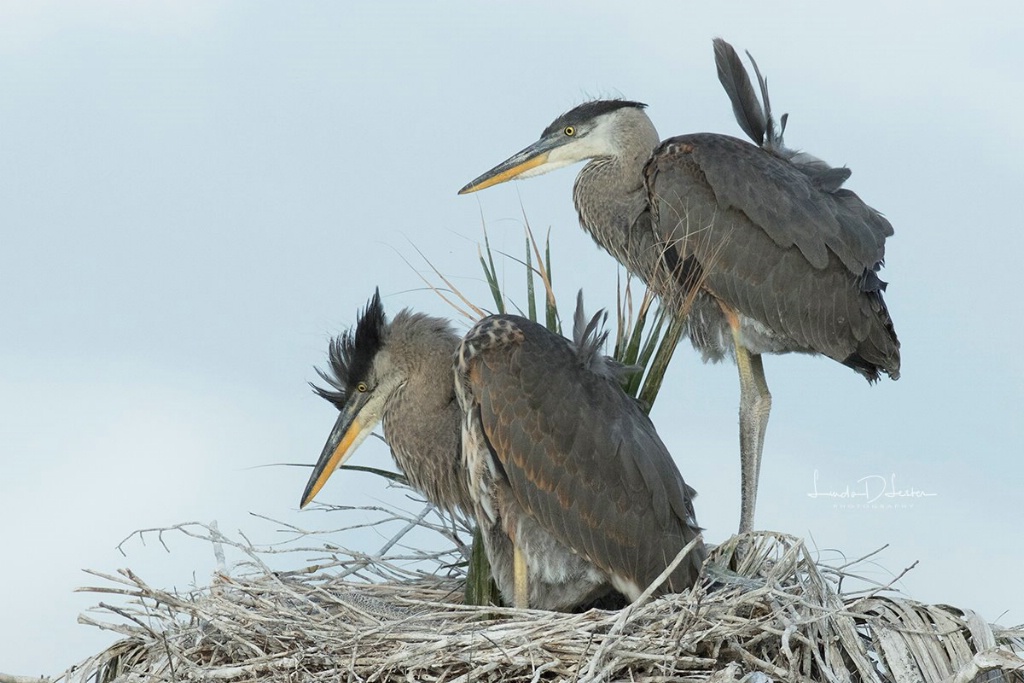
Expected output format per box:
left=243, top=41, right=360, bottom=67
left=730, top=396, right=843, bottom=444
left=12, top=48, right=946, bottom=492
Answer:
left=458, top=149, right=551, bottom=195
left=300, top=408, right=373, bottom=508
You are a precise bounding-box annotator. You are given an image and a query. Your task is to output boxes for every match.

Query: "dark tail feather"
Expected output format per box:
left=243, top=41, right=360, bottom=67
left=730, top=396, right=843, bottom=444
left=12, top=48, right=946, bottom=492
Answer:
left=716, top=38, right=849, bottom=183
left=846, top=272, right=901, bottom=382
left=572, top=290, right=610, bottom=365
left=713, top=37, right=766, bottom=146
left=745, top=48, right=786, bottom=151
left=571, top=291, right=637, bottom=381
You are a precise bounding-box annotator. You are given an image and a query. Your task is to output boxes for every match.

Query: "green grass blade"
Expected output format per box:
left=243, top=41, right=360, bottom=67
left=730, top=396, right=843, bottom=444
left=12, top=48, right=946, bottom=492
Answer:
left=465, top=525, right=503, bottom=606
left=637, top=313, right=686, bottom=411
left=615, top=278, right=627, bottom=359
left=621, top=301, right=651, bottom=367
left=525, top=235, right=537, bottom=323
left=635, top=308, right=667, bottom=370
left=339, top=464, right=409, bottom=486
left=543, top=235, right=558, bottom=334
left=621, top=313, right=662, bottom=398
left=480, top=230, right=504, bottom=314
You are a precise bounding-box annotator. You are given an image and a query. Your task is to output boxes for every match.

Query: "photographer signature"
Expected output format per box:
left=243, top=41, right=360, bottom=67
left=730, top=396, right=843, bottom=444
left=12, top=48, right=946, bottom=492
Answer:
left=807, top=470, right=937, bottom=504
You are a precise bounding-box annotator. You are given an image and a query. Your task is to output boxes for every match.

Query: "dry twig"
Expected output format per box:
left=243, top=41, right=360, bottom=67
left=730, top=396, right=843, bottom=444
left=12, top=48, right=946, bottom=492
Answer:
left=42, top=505, right=1024, bottom=683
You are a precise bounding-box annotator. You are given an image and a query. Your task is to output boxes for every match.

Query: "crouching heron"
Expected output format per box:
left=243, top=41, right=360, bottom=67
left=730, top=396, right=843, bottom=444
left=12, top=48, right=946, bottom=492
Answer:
left=300, top=291, right=706, bottom=609
left=459, top=38, right=900, bottom=535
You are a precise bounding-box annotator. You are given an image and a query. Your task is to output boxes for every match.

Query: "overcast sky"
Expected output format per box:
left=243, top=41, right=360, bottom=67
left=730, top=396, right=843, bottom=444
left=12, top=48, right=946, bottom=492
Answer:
left=2, top=1, right=1022, bottom=675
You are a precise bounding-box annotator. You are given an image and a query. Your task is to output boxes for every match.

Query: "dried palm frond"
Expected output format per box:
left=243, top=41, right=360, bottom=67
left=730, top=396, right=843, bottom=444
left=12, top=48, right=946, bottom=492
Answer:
left=47, top=507, right=1024, bottom=683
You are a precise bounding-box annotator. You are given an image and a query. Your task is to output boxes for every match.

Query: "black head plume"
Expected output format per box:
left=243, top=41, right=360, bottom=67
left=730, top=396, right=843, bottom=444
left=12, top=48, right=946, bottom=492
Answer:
left=541, top=99, right=647, bottom=138
left=312, top=289, right=388, bottom=410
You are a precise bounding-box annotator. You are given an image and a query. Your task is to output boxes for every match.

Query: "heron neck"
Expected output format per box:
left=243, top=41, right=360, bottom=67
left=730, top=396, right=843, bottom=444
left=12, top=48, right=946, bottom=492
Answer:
left=573, top=153, right=661, bottom=285
left=382, top=342, right=472, bottom=514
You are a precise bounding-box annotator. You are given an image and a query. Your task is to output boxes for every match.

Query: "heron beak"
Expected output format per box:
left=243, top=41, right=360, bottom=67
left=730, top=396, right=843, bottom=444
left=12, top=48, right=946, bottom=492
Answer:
left=458, top=136, right=563, bottom=194
left=300, top=399, right=376, bottom=508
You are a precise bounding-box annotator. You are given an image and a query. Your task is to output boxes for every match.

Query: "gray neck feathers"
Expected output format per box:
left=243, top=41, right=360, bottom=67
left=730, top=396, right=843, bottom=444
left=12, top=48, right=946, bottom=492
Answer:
left=381, top=312, right=472, bottom=514
left=572, top=110, right=663, bottom=285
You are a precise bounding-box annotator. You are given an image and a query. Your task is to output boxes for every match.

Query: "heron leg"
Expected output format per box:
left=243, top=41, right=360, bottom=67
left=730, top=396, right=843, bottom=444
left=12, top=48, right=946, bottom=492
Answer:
left=513, top=543, right=529, bottom=608
left=730, top=318, right=772, bottom=535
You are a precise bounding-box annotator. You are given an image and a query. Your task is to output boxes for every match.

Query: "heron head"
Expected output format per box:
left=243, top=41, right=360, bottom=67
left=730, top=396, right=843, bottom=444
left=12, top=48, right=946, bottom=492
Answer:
left=300, top=292, right=460, bottom=508
left=301, top=290, right=397, bottom=508
left=458, top=99, right=649, bottom=194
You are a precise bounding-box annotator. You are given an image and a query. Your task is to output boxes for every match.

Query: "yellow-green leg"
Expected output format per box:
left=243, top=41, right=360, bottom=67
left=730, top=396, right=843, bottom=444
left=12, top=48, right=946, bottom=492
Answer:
left=730, top=315, right=772, bottom=535
left=513, top=543, right=529, bottom=608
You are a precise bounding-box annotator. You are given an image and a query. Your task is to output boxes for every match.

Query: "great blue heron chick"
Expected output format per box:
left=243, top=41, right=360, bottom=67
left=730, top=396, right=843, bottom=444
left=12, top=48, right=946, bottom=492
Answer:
left=459, top=38, right=900, bottom=536
left=456, top=297, right=706, bottom=604
left=301, top=291, right=706, bottom=609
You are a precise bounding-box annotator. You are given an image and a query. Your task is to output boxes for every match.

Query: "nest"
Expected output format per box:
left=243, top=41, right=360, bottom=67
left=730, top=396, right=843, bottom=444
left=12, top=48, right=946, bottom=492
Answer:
left=45, top=499, right=1024, bottom=683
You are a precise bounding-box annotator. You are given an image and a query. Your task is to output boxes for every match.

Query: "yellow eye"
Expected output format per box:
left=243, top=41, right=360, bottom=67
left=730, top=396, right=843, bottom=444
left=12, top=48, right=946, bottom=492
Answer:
left=564, top=126, right=576, bottom=136
left=356, top=382, right=368, bottom=393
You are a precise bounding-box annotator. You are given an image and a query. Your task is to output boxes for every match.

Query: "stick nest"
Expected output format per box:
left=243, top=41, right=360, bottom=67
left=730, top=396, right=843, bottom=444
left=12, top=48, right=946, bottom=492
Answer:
left=51, top=500, right=1024, bottom=683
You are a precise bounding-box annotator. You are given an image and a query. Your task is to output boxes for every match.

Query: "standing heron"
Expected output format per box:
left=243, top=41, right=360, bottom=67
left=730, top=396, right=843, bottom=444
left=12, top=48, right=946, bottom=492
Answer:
left=300, top=291, right=705, bottom=609
left=459, top=39, right=900, bottom=535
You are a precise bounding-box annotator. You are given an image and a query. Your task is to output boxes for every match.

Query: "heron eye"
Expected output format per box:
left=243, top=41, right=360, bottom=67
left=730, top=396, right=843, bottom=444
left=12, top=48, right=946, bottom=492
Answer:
left=356, top=382, right=368, bottom=393
left=564, top=126, right=576, bottom=137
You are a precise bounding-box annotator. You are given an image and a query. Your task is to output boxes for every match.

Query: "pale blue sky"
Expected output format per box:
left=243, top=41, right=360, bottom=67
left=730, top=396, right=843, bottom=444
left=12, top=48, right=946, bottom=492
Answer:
left=2, top=1, right=1022, bottom=674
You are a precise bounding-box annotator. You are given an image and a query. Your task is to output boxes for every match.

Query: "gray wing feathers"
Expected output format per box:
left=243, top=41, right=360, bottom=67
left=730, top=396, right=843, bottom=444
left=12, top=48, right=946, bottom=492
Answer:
left=469, top=317, right=704, bottom=594
left=647, top=138, right=899, bottom=375
left=686, top=135, right=891, bottom=273
left=710, top=40, right=894, bottom=275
